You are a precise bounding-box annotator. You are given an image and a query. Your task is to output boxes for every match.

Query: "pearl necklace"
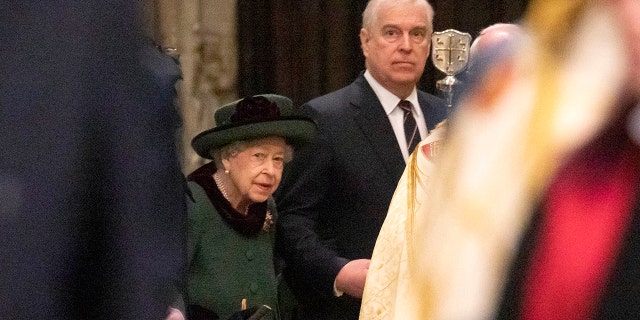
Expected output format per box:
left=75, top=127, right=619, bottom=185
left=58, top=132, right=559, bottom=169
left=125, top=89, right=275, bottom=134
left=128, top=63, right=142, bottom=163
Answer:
left=213, top=172, right=230, bottom=201
left=213, top=172, right=273, bottom=231
left=214, top=172, right=250, bottom=216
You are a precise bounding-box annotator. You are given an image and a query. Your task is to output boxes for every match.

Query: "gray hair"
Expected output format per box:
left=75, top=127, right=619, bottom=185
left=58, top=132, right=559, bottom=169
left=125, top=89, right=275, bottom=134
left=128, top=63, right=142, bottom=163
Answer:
left=362, top=0, right=434, bottom=30
left=210, top=138, right=294, bottom=168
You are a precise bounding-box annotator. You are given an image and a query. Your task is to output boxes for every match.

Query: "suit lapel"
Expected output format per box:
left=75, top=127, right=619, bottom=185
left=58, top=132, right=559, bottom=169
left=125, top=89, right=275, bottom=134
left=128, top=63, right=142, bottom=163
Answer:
left=348, top=75, right=406, bottom=177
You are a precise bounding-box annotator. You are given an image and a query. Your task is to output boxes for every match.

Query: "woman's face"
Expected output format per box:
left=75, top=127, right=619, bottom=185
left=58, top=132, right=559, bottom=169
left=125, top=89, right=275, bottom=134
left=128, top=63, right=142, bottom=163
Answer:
left=222, top=136, right=288, bottom=204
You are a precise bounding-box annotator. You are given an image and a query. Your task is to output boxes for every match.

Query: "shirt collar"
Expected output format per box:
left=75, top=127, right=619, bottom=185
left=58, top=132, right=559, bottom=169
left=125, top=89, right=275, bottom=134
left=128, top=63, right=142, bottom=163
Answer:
left=363, top=70, right=422, bottom=118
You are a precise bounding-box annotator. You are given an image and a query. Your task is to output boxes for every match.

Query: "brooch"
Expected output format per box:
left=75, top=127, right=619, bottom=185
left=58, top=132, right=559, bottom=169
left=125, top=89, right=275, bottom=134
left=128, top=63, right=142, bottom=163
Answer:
left=262, top=210, right=274, bottom=232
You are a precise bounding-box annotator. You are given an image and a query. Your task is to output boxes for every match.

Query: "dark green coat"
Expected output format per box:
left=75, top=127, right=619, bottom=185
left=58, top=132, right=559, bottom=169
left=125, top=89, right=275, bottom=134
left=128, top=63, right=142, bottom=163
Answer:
left=187, top=181, right=278, bottom=320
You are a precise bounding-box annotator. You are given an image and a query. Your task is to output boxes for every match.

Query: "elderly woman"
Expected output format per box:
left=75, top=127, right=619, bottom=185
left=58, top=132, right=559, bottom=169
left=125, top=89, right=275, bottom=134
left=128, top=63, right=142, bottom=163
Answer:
left=171, top=94, right=315, bottom=320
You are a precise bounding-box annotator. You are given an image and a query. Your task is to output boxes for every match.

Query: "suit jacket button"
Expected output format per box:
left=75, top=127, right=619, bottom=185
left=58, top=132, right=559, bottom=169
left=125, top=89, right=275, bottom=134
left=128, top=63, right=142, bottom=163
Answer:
left=250, top=283, right=258, bottom=293
left=245, top=249, right=255, bottom=260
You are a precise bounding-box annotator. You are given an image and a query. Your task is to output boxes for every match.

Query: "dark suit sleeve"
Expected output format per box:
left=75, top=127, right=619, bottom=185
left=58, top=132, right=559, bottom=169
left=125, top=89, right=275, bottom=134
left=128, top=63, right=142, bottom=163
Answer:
left=0, top=2, right=187, bottom=318
left=419, top=91, right=449, bottom=131
left=275, top=103, right=349, bottom=300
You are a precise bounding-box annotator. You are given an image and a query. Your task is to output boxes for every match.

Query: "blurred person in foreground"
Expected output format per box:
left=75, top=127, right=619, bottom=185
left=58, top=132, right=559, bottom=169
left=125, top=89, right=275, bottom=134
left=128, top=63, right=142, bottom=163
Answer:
left=464, top=23, right=526, bottom=94
left=495, top=1, right=640, bottom=318
left=378, top=0, right=640, bottom=319
left=0, top=1, right=187, bottom=319
left=174, top=95, right=315, bottom=320
left=359, top=22, right=525, bottom=320
left=449, top=23, right=526, bottom=109
left=273, top=0, right=447, bottom=318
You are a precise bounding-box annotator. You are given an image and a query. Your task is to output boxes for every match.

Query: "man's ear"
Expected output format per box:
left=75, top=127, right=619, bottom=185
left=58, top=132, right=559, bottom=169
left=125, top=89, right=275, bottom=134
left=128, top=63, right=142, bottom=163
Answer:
left=360, top=28, right=370, bottom=58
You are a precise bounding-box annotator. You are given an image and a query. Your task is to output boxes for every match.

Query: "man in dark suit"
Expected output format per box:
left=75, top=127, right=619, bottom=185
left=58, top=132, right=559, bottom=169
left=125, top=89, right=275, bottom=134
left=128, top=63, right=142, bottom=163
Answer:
left=369, top=0, right=640, bottom=318
left=0, top=1, right=186, bottom=319
left=274, top=0, right=447, bottom=318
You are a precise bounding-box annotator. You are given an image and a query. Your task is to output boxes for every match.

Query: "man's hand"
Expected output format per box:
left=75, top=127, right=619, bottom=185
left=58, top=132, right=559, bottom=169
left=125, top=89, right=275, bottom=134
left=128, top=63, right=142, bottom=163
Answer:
left=335, top=259, right=371, bottom=298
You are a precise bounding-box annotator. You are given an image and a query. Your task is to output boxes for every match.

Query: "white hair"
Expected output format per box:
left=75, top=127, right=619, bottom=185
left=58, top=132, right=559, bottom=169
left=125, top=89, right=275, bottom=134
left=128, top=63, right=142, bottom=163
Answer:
left=362, top=0, right=434, bottom=30
left=210, top=137, right=294, bottom=168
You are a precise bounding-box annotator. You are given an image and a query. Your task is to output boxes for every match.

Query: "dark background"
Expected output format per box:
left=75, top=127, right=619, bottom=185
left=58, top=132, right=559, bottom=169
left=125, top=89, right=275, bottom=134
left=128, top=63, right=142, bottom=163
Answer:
left=237, top=0, right=529, bottom=106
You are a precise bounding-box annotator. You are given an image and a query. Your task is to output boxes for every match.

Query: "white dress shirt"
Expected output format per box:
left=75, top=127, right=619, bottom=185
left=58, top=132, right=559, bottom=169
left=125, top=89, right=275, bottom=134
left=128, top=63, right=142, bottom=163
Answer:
left=363, top=70, right=428, bottom=162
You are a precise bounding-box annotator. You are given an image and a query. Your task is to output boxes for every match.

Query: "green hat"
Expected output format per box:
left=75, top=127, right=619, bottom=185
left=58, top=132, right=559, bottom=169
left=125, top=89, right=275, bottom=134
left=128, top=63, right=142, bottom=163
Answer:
left=191, top=94, right=316, bottom=159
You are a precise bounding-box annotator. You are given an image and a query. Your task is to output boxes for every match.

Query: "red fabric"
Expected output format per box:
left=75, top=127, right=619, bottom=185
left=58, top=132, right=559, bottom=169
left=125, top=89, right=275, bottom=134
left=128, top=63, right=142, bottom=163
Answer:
left=521, top=137, right=640, bottom=320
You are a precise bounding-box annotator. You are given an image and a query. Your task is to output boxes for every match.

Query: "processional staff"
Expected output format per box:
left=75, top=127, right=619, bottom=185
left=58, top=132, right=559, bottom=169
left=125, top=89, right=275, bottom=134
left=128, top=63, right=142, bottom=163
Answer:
left=431, top=29, right=472, bottom=114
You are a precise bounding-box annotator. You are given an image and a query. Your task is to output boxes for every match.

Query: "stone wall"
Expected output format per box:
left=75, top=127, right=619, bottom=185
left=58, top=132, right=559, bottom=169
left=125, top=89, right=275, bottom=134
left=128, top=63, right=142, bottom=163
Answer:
left=145, top=0, right=238, bottom=174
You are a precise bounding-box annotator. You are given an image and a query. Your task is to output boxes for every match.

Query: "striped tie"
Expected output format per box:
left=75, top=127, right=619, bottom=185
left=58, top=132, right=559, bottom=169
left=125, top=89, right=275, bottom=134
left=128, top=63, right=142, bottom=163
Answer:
left=398, top=100, right=419, bottom=154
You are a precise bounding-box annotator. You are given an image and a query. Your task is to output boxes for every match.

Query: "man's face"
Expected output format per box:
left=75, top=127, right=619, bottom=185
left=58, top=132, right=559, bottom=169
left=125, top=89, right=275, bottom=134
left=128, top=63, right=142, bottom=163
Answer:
left=360, top=1, right=432, bottom=97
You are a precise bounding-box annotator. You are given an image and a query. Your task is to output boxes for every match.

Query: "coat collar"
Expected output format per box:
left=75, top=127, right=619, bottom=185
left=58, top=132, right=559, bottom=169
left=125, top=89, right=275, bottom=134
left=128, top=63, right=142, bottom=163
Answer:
left=187, top=162, right=270, bottom=236
left=348, top=74, right=407, bottom=178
